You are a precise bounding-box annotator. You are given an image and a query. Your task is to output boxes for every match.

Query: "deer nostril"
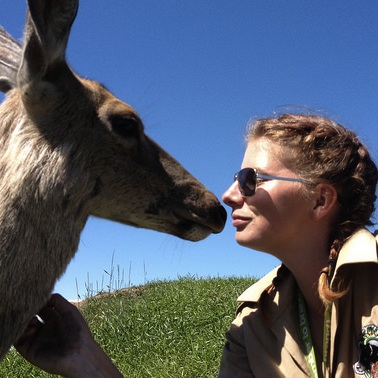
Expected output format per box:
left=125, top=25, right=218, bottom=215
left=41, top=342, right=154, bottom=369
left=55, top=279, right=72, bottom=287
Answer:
left=210, top=204, right=227, bottom=234
left=219, top=204, right=228, bottom=224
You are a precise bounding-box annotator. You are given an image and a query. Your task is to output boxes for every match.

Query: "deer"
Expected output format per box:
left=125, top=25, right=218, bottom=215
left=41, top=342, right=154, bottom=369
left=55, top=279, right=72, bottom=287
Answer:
left=0, top=0, right=226, bottom=360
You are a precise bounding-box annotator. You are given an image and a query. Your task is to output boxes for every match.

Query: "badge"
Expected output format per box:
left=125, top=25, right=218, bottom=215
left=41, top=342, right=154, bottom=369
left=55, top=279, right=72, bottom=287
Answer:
left=354, top=324, right=378, bottom=377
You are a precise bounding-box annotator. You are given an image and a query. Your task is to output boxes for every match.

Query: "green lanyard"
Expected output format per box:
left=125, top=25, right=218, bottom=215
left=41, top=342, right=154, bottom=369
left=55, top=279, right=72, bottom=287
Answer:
left=298, top=290, right=332, bottom=378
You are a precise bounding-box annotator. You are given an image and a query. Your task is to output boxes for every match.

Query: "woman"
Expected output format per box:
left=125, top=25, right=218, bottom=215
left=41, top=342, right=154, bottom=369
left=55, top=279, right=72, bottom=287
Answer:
left=219, top=114, right=378, bottom=377
left=15, top=114, right=378, bottom=377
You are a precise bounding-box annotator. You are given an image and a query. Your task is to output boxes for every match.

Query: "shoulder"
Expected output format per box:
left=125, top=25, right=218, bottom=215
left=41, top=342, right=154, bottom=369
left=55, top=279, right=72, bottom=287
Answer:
left=334, top=229, right=378, bottom=329
left=335, top=228, right=377, bottom=274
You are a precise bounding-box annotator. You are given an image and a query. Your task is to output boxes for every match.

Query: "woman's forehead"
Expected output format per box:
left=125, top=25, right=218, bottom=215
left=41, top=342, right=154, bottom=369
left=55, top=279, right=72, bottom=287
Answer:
left=242, top=139, right=293, bottom=172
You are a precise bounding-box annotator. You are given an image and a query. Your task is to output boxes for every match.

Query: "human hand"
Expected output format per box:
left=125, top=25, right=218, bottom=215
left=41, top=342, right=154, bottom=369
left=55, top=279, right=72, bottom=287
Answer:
left=15, top=293, right=123, bottom=378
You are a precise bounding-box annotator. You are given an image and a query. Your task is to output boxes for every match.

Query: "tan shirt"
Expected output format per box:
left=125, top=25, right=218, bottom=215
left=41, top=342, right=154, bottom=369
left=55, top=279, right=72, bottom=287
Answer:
left=218, top=229, right=378, bottom=378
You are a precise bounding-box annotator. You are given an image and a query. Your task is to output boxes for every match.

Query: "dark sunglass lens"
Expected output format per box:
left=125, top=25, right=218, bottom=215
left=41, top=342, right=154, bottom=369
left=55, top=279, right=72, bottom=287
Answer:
left=238, top=168, right=256, bottom=196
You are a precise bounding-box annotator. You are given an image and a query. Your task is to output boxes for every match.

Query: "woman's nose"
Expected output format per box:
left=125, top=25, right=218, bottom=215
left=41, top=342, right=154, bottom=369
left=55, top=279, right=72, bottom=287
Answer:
left=222, top=181, right=243, bottom=207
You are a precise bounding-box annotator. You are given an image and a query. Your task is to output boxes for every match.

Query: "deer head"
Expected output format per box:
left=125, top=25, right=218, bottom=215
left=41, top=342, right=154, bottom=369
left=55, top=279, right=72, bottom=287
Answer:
left=0, top=0, right=226, bottom=359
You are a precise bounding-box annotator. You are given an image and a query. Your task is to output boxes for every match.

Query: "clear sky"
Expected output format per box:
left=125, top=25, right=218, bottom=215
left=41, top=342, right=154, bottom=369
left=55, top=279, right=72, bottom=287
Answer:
left=1, top=1, right=378, bottom=300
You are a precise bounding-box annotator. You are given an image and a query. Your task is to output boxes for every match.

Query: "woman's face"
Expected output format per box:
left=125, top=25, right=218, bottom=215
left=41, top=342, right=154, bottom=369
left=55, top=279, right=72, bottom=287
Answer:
left=222, top=137, right=314, bottom=257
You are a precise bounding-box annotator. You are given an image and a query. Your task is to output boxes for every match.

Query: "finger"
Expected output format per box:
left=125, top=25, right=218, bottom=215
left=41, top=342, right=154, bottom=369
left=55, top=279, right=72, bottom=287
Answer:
left=49, top=293, right=78, bottom=313
left=37, top=293, right=72, bottom=321
left=22, top=315, right=44, bottom=335
left=38, top=303, right=58, bottom=324
left=14, top=316, right=42, bottom=347
left=36, top=294, right=81, bottom=335
left=38, top=294, right=76, bottom=318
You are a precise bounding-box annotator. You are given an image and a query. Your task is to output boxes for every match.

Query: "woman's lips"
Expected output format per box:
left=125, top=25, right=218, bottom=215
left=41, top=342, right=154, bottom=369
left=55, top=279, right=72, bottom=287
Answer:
left=231, top=215, right=251, bottom=228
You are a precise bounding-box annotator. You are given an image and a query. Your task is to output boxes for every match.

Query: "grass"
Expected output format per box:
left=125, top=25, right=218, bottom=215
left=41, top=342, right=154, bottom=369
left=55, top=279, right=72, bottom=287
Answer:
left=0, top=275, right=257, bottom=377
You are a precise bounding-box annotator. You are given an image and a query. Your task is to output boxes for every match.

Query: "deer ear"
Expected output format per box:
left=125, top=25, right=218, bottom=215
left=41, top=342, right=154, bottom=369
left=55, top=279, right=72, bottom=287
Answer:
left=0, top=27, right=22, bottom=93
left=18, top=0, right=78, bottom=87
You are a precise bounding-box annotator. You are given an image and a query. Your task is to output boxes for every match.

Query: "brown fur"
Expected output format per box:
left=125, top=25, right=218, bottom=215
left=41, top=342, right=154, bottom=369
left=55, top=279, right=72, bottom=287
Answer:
left=0, top=0, right=226, bottom=359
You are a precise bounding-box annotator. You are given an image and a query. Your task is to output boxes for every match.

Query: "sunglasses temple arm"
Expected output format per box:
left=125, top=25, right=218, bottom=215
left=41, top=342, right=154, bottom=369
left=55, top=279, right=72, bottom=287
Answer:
left=256, top=173, right=307, bottom=183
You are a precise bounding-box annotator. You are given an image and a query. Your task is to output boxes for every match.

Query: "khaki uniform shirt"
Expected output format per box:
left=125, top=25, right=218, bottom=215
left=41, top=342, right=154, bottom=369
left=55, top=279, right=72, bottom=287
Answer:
left=218, top=229, right=378, bottom=378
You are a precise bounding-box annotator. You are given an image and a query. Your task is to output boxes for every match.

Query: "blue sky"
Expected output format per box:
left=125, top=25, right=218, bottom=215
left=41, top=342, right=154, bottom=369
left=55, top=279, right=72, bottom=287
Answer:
left=1, top=1, right=378, bottom=300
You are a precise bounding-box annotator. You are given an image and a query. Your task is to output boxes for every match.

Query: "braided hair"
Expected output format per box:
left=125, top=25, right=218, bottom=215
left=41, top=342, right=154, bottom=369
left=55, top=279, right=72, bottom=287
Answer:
left=247, top=114, right=378, bottom=305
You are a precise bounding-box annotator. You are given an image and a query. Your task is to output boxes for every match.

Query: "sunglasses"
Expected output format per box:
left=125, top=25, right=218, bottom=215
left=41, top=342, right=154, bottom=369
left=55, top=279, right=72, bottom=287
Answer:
left=234, top=167, right=308, bottom=197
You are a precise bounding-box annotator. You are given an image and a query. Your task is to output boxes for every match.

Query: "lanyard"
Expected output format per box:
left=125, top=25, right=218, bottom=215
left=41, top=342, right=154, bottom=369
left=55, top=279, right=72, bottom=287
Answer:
left=298, top=290, right=332, bottom=378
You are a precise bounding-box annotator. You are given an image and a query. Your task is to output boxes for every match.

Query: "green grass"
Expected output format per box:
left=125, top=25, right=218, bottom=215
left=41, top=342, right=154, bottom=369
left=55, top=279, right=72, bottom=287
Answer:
left=0, top=276, right=257, bottom=377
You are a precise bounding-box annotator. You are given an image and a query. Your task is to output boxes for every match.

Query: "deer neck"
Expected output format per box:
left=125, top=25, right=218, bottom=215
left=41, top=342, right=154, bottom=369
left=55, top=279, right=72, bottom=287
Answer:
left=0, top=109, right=94, bottom=278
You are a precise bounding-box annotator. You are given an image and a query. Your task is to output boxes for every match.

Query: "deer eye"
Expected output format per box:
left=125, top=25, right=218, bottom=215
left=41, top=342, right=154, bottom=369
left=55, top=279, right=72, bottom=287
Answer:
left=110, top=115, right=141, bottom=139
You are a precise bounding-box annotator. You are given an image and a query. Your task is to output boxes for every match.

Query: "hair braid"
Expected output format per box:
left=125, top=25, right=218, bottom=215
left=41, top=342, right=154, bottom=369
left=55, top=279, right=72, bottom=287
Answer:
left=318, top=239, right=348, bottom=306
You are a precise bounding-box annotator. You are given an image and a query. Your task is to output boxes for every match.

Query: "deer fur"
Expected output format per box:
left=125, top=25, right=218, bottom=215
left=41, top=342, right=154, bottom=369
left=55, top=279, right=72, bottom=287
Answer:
left=0, top=0, right=226, bottom=360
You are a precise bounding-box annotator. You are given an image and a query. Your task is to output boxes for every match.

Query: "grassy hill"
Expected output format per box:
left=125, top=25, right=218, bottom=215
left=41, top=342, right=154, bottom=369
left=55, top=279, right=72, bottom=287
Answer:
left=1, top=276, right=257, bottom=377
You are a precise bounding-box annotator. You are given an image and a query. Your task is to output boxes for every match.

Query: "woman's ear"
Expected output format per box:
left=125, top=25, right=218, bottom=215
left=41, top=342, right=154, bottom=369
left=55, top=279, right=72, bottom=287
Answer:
left=312, top=183, right=339, bottom=220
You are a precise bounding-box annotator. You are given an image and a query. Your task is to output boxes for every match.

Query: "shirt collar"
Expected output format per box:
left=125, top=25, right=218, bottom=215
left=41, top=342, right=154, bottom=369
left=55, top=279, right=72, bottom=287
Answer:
left=237, top=266, right=280, bottom=303
left=334, top=228, right=377, bottom=268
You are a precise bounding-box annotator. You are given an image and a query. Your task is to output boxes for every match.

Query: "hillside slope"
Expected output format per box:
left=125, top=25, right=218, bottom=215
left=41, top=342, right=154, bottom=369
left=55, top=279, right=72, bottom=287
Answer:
left=2, top=276, right=257, bottom=377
